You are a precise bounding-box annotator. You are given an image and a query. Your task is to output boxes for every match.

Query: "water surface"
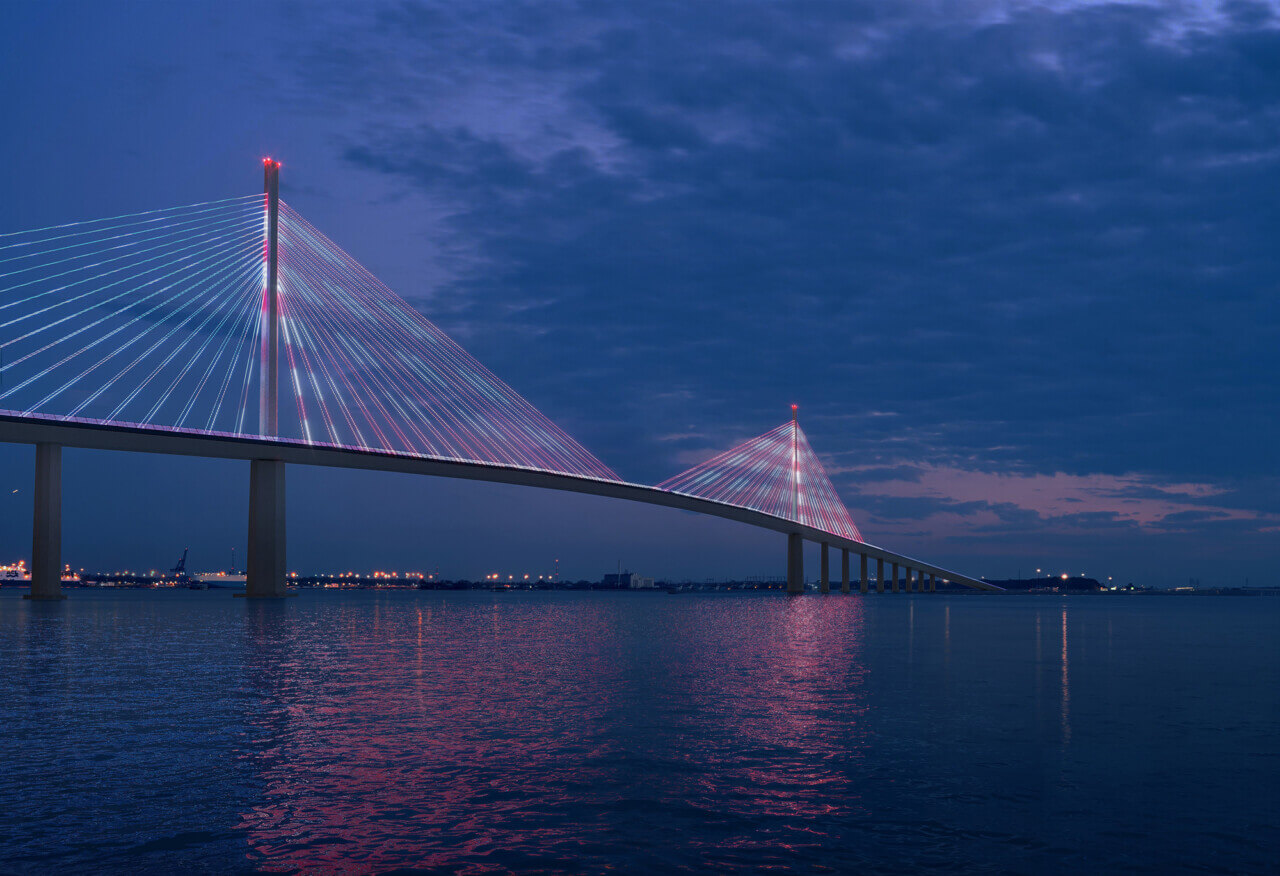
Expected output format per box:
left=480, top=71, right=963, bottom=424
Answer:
left=2, top=590, right=1277, bottom=873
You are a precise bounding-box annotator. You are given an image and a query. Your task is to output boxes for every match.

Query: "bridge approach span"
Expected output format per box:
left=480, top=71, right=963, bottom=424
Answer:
left=0, top=413, right=999, bottom=592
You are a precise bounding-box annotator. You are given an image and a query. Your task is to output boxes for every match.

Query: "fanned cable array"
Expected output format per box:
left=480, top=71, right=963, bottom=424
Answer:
left=0, top=195, right=266, bottom=434
left=275, top=203, right=617, bottom=479
left=0, top=193, right=617, bottom=481
left=657, top=420, right=863, bottom=542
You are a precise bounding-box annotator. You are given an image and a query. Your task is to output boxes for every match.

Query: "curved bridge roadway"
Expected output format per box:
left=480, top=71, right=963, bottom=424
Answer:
left=0, top=412, right=1000, bottom=593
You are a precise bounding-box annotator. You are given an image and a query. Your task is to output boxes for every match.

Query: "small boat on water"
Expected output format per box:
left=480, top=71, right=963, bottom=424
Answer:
left=187, top=549, right=244, bottom=590
left=195, top=571, right=246, bottom=590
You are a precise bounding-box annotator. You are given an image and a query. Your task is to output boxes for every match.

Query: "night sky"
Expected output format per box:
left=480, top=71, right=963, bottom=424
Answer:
left=1, top=1, right=1277, bottom=586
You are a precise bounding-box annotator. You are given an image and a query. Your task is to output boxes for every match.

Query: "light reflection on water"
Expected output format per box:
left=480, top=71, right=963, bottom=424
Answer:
left=233, top=594, right=875, bottom=873
left=1061, top=607, right=1071, bottom=745
left=1, top=590, right=1278, bottom=874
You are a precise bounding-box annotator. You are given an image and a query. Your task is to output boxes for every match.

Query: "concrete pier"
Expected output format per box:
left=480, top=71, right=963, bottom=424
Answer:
left=891, top=562, right=900, bottom=593
left=906, top=567, right=915, bottom=593
left=26, top=442, right=64, bottom=600
left=786, top=532, right=804, bottom=594
left=929, top=573, right=936, bottom=593
left=244, top=458, right=289, bottom=598
left=876, top=557, right=884, bottom=593
left=860, top=553, right=868, bottom=594
left=819, top=542, right=830, bottom=594
left=841, top=548, right=850, bottom=594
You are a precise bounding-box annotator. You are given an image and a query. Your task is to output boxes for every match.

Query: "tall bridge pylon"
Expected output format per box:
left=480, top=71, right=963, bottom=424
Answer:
left=246, top=159, right=286, bottom=597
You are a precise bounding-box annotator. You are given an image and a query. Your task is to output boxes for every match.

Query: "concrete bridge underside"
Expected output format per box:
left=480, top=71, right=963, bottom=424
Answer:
left=0, top=414, right=1000, bottom=597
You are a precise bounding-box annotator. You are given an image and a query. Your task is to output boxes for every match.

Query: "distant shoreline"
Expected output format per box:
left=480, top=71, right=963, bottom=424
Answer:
left=3, top=578, right=1276, bottom=596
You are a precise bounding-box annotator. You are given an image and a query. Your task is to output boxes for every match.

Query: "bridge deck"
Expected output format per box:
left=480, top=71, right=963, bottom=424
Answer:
left=0, top=413, right=1000, bottom=591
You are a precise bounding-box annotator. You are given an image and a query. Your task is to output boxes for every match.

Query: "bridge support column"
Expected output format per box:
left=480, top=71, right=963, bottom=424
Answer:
left=841, top=549, right=850, bottom=594
left=929, top=573, right=936, bottom=593
left=820, top=543, right=830, bottom=594
left=906, top=567, right=914, bottom=593
left=243, top=459, right=290, bottom=598
left=876, top=558, right=884, bottom=593
left=786, top=532, right=804, bottom=594
left=25, top=443, right=65, bottom=600
left=860, top=553, right=868, bottom=594
left=891, top=562, right=900, bottom=593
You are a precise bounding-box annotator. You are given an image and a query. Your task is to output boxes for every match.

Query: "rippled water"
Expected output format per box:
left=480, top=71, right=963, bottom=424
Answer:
left=1, top=590, right=1277, bottom=874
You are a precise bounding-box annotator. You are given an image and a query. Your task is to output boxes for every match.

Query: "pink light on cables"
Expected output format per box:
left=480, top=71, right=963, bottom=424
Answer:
left=657, top=415, right=863, bottom=543
left=271, top=201, right=619, bottom=481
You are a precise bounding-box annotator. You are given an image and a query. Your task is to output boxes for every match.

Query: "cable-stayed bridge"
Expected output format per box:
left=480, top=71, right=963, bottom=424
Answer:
left=1, top=161, right=999, bottom=598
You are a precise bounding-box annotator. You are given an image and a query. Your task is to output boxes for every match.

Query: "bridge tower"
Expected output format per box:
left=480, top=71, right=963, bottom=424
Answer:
left=243, top=159, right=290, bottom=599
left=786, top=404, right=804, bottom=594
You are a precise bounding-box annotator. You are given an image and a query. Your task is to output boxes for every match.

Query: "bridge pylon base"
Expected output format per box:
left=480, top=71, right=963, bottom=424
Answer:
left=244, top=458, right=292, bottom=598
left=25, top=443, right=65, bottom=601
left=786, top=532, right=804, bottom=594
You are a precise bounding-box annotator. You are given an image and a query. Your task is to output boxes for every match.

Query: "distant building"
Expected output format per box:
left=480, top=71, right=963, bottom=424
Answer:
left=603, top=571, right=655, bottom=589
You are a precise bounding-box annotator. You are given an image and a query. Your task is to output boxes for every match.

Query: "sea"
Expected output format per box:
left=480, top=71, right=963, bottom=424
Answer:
left=1, top=589, right=1277, bottom=874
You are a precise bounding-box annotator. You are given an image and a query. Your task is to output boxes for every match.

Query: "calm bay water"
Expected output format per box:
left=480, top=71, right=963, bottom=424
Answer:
left=1, top=589, right=1277, bottom=874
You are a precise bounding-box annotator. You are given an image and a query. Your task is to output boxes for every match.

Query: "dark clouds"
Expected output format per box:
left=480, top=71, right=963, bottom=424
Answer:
left=307, top=3, right=1280, bottom=501
left=307, top=2, right=1278, bottom=461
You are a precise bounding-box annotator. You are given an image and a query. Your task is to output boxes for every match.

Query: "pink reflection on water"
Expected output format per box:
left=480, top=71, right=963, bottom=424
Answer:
left=233, top=594, right=873, bottom=872
left=1061, top=607, right=1071, bottom=745
left=236, top=596, right=627, bottom=872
